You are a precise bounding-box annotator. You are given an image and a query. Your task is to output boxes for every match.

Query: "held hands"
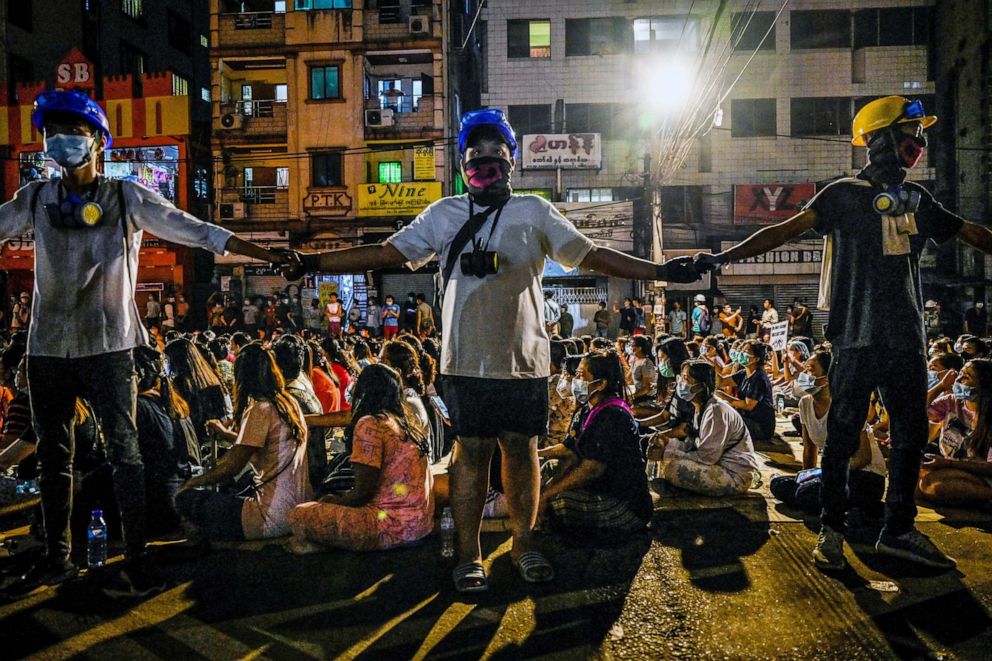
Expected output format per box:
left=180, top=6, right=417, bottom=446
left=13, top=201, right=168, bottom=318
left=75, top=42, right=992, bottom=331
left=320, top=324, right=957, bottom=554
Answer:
left=272, top=249, right=320, bottom=281
left=693, top=252, right=725, bottom=274
left=660, top=255, right=703, bottom=283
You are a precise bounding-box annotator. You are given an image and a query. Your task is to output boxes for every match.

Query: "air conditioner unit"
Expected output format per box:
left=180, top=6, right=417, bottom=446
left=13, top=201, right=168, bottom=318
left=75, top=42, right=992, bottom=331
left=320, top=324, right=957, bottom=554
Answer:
left=219, top=113, right=243, bottom=130
left=365, top=108, right=395, bottom=127
left=220, top=202, right=247, bottom=220
left=409, top=16, right=430, bottom=35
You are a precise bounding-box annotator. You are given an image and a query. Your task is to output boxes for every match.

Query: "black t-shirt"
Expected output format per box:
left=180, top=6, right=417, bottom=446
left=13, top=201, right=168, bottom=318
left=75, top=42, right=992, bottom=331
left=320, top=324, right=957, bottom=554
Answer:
left=564, top=404, right=652, bottom=521
left=136, top=395, right=190, bottom=482
left=965, top=307, right=987, bottom=334
left=731, top=369, right=776, bottom=432
left=807, top=179, right=962, bottom=351
left=619, top=307, right=637, bottom=332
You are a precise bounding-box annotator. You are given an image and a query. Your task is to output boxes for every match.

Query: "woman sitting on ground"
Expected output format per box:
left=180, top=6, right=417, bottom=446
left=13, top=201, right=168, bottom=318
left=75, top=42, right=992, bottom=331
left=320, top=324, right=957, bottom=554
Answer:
left=715, top=340, right=777, bottom=442
left=134, top=346, right=199, bottom=536
left=918, top=358, right=992, bottom=506
left=629, top=335, right=659, bottom=416
left=288, top=363, right=434, bottom=553
left=639, top=336, right=692, bottom=434
left=926, top=351, right=964, bottom=406
left=769, top=351, right=886, bottom=515
left=165, top=337, right=231, bottom=447
left=652, top=360, right=761, bottom=496
left=538, top=350, right=653, bottom=535
left=175, top=343, right=310, bottom=541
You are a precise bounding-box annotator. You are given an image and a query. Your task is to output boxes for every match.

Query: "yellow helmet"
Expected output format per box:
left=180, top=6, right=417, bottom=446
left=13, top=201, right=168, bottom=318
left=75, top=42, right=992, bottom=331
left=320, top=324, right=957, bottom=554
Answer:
left=851, top=96, right=937, bottom=147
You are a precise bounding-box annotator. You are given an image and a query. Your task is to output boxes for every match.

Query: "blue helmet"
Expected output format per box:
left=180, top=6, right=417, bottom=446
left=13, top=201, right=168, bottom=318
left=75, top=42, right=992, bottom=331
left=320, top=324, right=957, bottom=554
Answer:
left=32, top=90, right=113, bottom=148
left=458, top=108, right=517, bottom=156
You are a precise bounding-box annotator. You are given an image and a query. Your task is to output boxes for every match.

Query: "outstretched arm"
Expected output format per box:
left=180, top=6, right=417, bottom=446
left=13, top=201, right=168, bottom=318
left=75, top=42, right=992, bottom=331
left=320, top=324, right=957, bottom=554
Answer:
left=958, top=221, right=992, bottom=255
left=281, top=242, right=409, bottom=278
left=705, top=209, right=817, bottom=265
left=579, top=246, right=700, bottom=283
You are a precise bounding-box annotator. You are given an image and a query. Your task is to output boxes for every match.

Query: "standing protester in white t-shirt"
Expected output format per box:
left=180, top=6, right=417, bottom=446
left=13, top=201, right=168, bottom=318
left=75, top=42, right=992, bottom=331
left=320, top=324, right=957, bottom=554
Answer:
left=277, top=108, right=705, bottom=593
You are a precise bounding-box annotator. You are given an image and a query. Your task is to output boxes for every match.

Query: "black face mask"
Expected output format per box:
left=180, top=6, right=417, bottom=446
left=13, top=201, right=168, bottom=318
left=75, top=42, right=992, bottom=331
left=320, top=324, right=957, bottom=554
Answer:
left=861, top=126, right=927, bottom=187
left=462, top=156, right=512, bottom=206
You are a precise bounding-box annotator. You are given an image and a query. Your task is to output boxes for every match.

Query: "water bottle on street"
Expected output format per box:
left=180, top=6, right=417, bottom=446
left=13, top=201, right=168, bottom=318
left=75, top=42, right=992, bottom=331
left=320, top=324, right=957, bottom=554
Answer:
left=439, top=507, right=455, bottom=558
left=87, top=509, right=108, bottom=568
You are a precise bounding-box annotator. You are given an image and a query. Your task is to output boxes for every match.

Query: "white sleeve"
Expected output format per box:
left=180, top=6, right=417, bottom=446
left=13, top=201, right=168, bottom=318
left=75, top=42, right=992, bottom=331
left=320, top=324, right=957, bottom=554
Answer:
left=386, top=205, right=439, bottom=271
left=536, top=198, right=595, bottom=268
left=0, top=182, right=43, bottom=241
left=124, top=182, right=233, bottom=254
left=665, top=402, right=731, bottom=465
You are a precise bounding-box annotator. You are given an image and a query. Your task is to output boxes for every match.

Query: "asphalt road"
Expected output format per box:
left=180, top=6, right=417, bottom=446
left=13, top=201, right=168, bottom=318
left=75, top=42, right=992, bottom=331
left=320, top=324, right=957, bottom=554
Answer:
left=2, top=430, right=991, bottom=660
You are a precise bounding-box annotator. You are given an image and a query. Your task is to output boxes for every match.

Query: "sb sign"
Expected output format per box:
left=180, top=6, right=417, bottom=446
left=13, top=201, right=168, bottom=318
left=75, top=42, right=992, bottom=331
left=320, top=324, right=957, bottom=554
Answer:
left=733, top=183, right=815, bottom=225
left=55, top=48, right=96, bottom=91
left=358, top=182, right=442, bottom=217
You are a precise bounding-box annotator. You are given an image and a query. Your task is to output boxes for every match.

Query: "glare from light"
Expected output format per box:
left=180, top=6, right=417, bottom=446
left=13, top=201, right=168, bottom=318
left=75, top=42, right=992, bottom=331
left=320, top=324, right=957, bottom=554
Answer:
left=638, top=57, right=696, bottom=112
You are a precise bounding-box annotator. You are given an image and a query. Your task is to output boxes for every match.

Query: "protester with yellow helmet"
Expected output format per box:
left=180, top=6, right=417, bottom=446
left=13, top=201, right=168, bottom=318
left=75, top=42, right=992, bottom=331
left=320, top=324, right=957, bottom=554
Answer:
left=694, top=96, right=992, bottom=573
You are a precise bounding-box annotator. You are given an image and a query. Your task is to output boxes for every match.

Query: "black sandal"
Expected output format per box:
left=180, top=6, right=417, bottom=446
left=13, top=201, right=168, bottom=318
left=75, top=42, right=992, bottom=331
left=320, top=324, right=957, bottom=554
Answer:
left=452, top=561, right=489, bottom=593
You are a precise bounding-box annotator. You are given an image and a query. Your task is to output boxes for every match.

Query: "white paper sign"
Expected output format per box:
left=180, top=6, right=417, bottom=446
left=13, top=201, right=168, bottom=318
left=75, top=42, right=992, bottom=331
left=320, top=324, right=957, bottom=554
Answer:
left=768, top=320, right=790, bottom=352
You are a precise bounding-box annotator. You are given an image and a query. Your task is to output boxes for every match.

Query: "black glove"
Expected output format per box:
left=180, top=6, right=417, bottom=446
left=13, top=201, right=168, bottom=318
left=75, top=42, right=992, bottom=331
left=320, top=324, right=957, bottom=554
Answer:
left=273, top=249, right=320, bottom=281
left=693, top=252, right=724, bottom=273
left=656, top=255, right=701, bottom=284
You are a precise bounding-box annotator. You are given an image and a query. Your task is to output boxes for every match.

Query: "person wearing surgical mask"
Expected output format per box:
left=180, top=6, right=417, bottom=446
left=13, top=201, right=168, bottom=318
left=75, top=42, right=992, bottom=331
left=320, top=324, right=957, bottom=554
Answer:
left=714, top=340, right=777, bottom=442
left=926, top=352, right=964, bottom=406
left=769, top=350, right=886, bottom=516
left=637, top=337, right=692, bottom=434
left=954, top=336, right=989, bottom=363
left=650, top=360, right=760, bottom=497
left=538, top=350, right=652, bottom=536
left=920, top=358, right=992, bottom=507
left=544, top=341, right=575, bottom=448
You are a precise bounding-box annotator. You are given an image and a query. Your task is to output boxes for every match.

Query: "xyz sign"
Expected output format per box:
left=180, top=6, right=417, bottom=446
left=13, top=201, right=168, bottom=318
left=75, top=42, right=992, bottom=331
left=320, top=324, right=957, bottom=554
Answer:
left=734, top=183, right=815, bottom=224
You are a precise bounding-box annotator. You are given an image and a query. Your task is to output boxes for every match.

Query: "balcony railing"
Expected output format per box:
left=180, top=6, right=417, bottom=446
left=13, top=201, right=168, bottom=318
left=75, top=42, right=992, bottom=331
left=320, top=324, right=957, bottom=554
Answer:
left=216, top=100, right=288, bottom=135
left=218, top=12, right=286, bottom=47
left=218, top=187, right=289, bottom=222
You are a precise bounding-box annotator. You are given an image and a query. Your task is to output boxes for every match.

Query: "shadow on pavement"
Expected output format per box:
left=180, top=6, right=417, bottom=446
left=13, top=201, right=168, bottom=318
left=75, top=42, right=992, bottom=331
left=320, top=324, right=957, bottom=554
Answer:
left=651, top=505, right=769, bottom=592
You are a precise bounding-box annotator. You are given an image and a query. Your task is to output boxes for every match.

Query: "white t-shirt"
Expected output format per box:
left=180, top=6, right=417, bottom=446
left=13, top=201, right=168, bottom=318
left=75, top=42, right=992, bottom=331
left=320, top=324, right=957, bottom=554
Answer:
left=388, top=194, right=594, bottom=378
left=800, top=394, right=886, bottom=476
left=236, top=399, right=312, bottom=539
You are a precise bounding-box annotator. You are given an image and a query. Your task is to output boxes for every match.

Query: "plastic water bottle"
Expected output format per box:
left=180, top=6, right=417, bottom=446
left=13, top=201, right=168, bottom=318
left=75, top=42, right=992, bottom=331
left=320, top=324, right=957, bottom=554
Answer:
left=87, top=509, right=108, bottom=568
left=439, top=507, right=455, bottom=558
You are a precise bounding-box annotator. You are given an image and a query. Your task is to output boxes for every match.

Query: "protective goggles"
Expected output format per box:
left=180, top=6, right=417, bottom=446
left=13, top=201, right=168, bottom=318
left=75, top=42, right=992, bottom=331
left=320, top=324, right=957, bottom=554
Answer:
left=899, top=99, right=926, bottom=122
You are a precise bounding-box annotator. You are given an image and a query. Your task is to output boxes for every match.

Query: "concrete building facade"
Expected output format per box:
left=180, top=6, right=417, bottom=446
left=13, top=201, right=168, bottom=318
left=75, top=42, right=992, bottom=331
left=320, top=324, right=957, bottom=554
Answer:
left=481, top=0, right=938, bottom=338
left=210, top=0, right=457, bottom=306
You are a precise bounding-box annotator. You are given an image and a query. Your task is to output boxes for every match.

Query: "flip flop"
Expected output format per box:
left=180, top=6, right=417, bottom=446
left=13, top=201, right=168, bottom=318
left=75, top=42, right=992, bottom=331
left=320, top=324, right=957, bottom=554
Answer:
left=512, top=551, right=555, bottom=584
left=453, top=561, right=489, bottom=593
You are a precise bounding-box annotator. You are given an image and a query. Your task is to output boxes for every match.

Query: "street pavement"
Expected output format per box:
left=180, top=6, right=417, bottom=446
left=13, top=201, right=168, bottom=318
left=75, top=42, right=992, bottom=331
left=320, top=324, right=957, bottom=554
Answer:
left=1, top=419, right=991, bottom=660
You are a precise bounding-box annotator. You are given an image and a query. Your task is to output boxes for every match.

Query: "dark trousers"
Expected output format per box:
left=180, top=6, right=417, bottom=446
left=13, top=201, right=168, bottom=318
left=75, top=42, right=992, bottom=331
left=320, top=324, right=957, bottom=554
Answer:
left=822, top=347, right=928, bottom=535
left=27, top=350, right=147, bottom=560
left=771, top=470, right=885, bottom=516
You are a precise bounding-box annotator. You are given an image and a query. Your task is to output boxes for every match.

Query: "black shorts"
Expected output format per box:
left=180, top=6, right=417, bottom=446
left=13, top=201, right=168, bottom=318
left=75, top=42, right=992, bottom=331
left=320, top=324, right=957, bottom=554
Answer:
left=441, top=375, right=548, bottom=439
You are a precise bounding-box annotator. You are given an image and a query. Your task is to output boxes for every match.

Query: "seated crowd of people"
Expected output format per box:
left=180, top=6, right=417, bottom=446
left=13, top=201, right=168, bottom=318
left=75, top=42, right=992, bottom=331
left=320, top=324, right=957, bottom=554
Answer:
left=1, top=315, right=990, bottom=593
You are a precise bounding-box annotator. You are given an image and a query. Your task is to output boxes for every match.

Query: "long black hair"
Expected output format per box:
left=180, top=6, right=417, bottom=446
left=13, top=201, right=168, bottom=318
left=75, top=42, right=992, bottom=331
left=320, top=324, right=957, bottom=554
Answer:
left=135, top=345, right=191, bottom=420
left=233, top=342, right=306, bottom=443
left=683, top=359, right=717, bottom=405
left=630, top=335, right=655, bottom=364
left=967, top=358, right=992, bottom=460
left=582, top=349, right=628, bottom=403
left=347, top=363, right=429, bottom=455
left=658, top=336, right=690, bottom=374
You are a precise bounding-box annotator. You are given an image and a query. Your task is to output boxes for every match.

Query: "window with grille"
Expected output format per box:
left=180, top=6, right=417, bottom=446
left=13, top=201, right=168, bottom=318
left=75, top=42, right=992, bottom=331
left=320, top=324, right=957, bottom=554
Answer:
left=120, top=41, right=146, bottom=78
left=121, top=0, right=142, bottom=19
left=172, top=74, right=189, bottom=97
left=378, top=162, right=402, bottom=183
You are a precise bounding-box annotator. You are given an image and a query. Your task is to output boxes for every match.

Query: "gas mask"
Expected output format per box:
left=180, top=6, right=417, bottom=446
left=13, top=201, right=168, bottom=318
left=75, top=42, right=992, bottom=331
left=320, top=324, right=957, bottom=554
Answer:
left=461, top=156, right=512, bottom=206
left=862, top=126, right=927, bottom=216
left=44, top=133, right=96, bottom=170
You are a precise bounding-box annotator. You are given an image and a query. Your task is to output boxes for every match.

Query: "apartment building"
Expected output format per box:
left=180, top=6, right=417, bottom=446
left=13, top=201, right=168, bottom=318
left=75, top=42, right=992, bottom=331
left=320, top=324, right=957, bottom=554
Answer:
left=210, top=0, right=457, bottom=304
left=481, top=0, right=937, bottom=336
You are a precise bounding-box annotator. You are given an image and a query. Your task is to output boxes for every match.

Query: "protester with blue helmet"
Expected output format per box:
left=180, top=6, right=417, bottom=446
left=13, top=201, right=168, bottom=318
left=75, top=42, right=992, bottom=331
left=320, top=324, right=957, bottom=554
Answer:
left=277, top=107, right=705, bottom=593
left=32, top=90, right=113, bottom=170
left=2, top=89, right=287, bottom=600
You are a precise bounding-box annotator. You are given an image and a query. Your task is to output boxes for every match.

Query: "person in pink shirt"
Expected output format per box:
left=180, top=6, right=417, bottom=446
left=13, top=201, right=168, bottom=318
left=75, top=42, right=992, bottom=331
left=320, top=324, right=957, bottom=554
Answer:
left=288, top=363, right=434, bottom=553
